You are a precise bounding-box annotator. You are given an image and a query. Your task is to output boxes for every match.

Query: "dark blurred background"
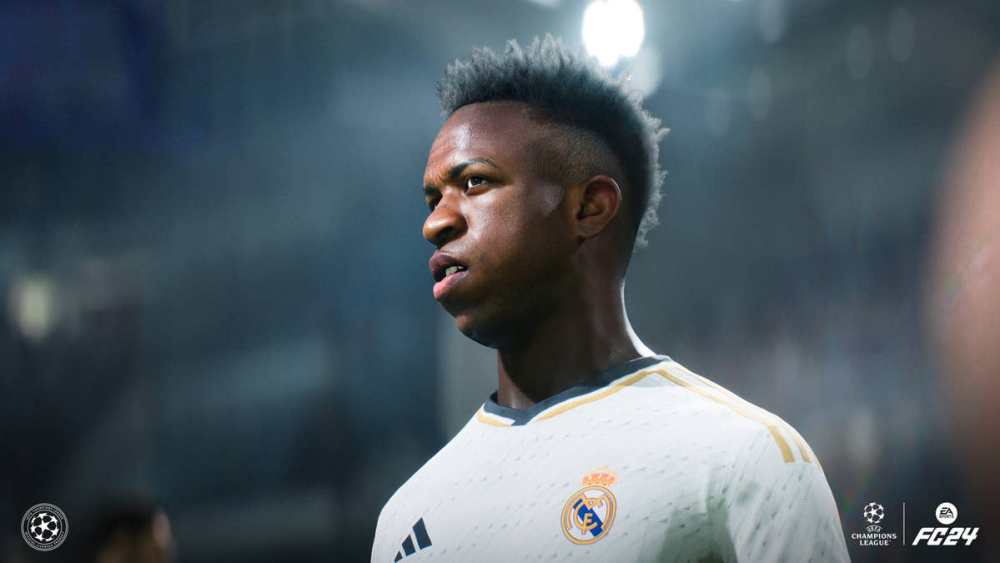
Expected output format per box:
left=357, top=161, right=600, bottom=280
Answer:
left=2, top=1, right=998, bottom=562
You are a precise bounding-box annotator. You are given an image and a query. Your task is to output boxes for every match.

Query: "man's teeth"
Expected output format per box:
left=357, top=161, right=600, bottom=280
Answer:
left=444, top=265, right=464, bottom=277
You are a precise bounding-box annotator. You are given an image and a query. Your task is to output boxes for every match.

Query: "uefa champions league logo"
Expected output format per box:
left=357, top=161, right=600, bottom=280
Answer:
left=20, top=503, right=69, bottom=551
left=850, top=500, right=897, bottom=547
left=863, top=502, right=885, bottom=532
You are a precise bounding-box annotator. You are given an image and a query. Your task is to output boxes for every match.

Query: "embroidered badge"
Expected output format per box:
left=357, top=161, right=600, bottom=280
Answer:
left=561, top=468, right=618, bottom=545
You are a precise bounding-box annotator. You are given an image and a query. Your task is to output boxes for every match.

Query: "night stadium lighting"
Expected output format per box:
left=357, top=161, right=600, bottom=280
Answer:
left=582, top=0, right=645, bottom=67
left=8, top=274, right=57, bottom=342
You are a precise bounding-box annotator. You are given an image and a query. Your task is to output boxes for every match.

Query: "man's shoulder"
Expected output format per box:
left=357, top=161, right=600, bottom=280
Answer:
left=621, top=358, right=817, bottom=467
left=376, top=414, right=482, bottom=518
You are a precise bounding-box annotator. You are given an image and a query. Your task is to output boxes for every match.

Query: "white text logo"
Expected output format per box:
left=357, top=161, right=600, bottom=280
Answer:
left=850, top=501, right=897, bottom=547
left=912, top=502, right=979, bottom=546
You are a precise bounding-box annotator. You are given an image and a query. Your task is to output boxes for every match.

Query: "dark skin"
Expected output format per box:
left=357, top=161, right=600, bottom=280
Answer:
left=422, top=101, right=653, bottom=410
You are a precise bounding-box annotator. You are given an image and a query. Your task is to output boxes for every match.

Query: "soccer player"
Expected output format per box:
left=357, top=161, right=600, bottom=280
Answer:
left=372, top=37, right=849, bottom=563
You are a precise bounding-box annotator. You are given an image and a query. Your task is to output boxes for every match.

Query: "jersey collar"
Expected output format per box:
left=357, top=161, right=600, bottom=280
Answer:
left=481, top=354, right=670, bottom=426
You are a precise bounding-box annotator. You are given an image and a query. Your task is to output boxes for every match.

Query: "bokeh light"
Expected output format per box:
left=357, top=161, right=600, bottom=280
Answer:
left=582, top=0, right=645, bottom=67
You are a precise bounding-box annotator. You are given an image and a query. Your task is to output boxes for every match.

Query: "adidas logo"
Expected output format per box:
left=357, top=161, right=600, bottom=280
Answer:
left=394, top=518, right=432, bottom=561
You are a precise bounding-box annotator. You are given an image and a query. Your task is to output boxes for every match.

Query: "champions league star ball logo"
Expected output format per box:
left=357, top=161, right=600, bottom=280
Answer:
left=21, top=503, right=69, bottom=551
left=561, top=469, right=618, bottom=545
left=851, top=501, right=897, bottom=546
left=863, top=502, right=885, bottom=532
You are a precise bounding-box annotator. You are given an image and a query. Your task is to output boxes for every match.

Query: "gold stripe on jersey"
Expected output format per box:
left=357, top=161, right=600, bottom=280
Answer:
left=653, top=367, right=795, bottom=463
left=530, top=362, right=805, bottom=464
left=482, top=361, right=811, bottom=465
left=680, top=364, right=815, bottom=463
left=475, top=407, right=513, bottom=427
left=533, top=370, right=653, bottom=422
left=786, top=424, right=814, bottom=463
left=666, top=363, right=810, bottom=464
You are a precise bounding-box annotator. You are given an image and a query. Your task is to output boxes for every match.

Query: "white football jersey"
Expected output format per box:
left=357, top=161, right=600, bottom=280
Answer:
left=372, top=355, right=849, bottom=562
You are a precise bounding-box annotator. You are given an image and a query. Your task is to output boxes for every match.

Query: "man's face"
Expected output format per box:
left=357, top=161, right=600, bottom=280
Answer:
left=422, top=101, right=577, bottom=346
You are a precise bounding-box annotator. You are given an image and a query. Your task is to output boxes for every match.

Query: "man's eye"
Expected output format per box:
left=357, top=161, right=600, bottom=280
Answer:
left=465, top=176, right=486, bottom=190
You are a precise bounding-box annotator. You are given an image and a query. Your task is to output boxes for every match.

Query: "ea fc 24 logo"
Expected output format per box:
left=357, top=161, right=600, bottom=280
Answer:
left=912, top=502, right=979, bottom=546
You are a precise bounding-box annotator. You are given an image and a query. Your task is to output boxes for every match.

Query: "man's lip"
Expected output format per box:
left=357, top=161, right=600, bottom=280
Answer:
left=429, top=251, right=467, bottom=283
left=433, top=268, right=469, bottom=300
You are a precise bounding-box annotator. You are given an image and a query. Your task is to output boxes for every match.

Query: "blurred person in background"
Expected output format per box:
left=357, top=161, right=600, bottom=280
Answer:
left=82, top=497, right=174, bottom=563
left=372, top=37, right=848, bottom=562
left=930, top=59, right=1000, bottom=554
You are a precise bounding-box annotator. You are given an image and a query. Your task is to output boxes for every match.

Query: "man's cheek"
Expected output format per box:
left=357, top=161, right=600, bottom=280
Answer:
left=534, top=182, right=568, bottom=218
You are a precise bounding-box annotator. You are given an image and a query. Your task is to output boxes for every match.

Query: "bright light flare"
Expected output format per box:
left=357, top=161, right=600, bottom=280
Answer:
left=8, top=275, right=57, bottom=342
left=582, top=0, right=646, bottom=67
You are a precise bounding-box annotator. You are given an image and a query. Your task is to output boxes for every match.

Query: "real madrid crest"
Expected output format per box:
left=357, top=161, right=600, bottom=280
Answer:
left=561, top=468, right=618, bottom=545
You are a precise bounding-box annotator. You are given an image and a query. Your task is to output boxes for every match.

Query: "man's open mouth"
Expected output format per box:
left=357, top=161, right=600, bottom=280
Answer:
left=430, top=252, right=468, bottom=282
left=438, top=264, right=467, bottom=281
left=429, top=252, right=470, bottom=300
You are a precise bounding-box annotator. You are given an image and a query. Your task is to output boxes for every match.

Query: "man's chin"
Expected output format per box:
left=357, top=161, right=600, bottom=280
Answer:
left=451, top=308, right=509, bottom=349
left=451, top=312, right=489, bottom=346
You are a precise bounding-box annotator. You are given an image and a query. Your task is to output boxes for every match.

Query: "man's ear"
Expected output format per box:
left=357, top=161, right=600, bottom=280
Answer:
left=573, top=174, right=622, bottom=239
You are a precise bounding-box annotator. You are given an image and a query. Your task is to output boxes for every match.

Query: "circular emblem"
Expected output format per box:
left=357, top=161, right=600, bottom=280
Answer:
left=561, top=485, right=617, bottom=545
left=936, top=502, right=958, bottom=525
left=21, top=503, right=69, bottom=551
left=863, top=502, right=885, bottom=525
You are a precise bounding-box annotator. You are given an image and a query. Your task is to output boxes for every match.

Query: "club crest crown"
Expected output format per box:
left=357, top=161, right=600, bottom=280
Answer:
left=582, top=469, right=617, bottom=487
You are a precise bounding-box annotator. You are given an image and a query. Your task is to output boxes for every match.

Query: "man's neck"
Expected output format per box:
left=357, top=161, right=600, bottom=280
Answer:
left=494, top=289, right=652, bottom=410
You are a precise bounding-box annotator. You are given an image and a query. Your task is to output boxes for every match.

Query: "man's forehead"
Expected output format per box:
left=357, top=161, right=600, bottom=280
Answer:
left=425, top=102, right=547, bottom=179
left=427, top=117, right=475, bottom=161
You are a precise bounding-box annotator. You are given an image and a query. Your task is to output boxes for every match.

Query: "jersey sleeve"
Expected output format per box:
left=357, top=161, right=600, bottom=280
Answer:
left=371, top=508, right=389, bottom=563
left=715, top=425, right=850, bottom=563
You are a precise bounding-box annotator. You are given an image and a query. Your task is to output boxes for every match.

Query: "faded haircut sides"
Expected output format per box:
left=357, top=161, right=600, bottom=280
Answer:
left=436, top=35, right=667, bottom=250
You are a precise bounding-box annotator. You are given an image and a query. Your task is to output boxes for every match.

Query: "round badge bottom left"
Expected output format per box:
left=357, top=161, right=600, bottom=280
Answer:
left=21, top=503, right=69, bottom=552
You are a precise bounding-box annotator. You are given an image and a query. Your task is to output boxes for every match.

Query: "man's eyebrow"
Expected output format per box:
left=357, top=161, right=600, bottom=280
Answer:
left=424, top=158, right=499, bottom=194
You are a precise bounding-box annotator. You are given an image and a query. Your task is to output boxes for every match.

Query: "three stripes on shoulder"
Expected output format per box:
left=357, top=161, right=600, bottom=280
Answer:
left=394, top=518, right=432, bottom=561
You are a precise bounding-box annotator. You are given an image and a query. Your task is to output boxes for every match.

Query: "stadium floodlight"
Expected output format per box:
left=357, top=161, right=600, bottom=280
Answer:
left=582, top=0, right=645, bottom=67
left=8, top=274, right=57, bottom=342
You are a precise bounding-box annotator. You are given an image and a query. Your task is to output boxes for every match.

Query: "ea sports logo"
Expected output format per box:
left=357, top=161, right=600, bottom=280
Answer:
left=863, top=502, right=885, bottom=525
left=913, top=502, right=977, bottom=546
left=20, top=503, right=69, bottom=551
left=936, top=502, right=958, bottom=525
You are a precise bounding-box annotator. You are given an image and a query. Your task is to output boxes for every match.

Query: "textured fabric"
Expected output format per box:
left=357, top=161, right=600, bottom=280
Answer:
left=372, top=356, right=849, bottom=563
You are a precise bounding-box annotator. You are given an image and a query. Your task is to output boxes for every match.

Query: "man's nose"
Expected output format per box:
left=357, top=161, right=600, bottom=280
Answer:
left=422, top=198, right=467, bottom=248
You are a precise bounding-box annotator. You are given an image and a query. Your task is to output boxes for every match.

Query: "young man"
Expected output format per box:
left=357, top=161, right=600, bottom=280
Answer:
left=372, top=37, right=849, bottom=562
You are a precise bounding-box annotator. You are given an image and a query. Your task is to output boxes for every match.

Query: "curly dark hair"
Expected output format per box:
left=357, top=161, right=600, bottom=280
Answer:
left=437, top=35, right=667, bottom=249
